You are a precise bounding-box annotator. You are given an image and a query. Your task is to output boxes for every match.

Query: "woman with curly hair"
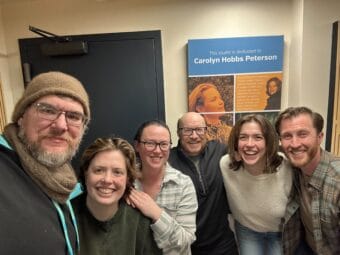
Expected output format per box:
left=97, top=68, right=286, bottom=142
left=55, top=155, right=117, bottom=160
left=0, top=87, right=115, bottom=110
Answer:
left=72, top=137, right=161, bottom=255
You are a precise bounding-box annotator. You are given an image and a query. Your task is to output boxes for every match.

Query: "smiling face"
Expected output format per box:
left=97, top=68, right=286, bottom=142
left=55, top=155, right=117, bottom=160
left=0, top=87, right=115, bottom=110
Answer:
left=85, top=150, right=127, bottom=211
left=135, top=124, right=171, bottom=171
left=268, top=81, right=278, bottom=95
left=197, top=87, right=225, bottom=113
left=279, top=114, right=323, bottom=172
left=237, top=121, right=266, bottom=171
left=18, top=95, right=85, bottom=167
left=178, top=112, right=207, bottom=156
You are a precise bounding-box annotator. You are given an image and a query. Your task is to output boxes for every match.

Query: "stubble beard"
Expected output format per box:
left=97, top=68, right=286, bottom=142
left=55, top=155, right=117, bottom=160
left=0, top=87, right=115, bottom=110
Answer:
left=18, top=127, right=81, bottom=168
left=288, top=144, right=318, bottom=170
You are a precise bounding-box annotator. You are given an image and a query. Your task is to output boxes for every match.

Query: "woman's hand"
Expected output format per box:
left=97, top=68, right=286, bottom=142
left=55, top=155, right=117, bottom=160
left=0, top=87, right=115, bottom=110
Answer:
left=127, top=188, right=162, bottom=222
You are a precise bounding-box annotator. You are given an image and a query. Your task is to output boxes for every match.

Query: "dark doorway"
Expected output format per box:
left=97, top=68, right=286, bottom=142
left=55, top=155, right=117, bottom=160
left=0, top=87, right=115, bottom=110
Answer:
left=19, top=30, right=165, bottom=168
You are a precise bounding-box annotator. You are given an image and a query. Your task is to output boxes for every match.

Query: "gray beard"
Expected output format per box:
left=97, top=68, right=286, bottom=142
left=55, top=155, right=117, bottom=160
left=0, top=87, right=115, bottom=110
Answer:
left=18, top=127, right=78, bottom=168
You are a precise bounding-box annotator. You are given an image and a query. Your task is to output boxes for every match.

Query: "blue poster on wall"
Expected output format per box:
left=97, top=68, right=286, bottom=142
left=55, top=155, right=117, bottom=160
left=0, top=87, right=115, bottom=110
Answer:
left=187, top=35, right=284, bottom=144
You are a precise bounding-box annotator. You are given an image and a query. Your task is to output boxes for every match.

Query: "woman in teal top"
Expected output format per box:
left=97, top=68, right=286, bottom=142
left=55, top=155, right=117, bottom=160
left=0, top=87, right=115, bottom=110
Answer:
left=72, top=137, right=161, bottom=255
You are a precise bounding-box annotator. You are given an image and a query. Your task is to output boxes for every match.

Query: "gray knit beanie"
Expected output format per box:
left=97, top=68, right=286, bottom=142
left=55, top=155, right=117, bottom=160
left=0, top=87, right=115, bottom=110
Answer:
left=12, top=71, right=90, bottom=124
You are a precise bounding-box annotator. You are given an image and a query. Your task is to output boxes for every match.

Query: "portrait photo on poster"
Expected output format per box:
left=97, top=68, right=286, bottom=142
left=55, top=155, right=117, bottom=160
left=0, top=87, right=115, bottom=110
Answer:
left=235, top=73, right=282, bottom=112
left=188, top=75, right=233, bottom=144
left=264, top=76, right=282, bottom=110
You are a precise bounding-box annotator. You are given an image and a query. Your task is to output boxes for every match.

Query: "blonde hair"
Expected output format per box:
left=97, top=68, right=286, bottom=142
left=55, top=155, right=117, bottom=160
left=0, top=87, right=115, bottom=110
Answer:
left=188, top=83, right=217, bottom=112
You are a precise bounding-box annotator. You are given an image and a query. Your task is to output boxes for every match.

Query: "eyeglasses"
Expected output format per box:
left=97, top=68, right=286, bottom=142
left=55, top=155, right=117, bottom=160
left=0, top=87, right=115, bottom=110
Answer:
left=139, top=140, right=172, bottom=152
left=179, top=127, right=207, bottom=136
left=34, top=102, right=87, bottom=127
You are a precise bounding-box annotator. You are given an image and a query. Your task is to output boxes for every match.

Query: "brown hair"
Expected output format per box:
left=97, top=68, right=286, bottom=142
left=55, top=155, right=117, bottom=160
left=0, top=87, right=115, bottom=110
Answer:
left=266, top=77, right=282, bottom=96
left=79, top=137, right=140, bottom=196
left=228, top=114, right=282, bottom=173
left=134, top=119, right=171, bottom=143
left=275, top=106, right=324, bottom=135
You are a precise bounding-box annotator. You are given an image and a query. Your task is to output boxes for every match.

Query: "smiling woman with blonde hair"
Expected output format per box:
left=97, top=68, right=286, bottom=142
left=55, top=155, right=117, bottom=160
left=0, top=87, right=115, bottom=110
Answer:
left=189, top=83, right=225, bottom=123
left=189, top=83, right=232, bottom=143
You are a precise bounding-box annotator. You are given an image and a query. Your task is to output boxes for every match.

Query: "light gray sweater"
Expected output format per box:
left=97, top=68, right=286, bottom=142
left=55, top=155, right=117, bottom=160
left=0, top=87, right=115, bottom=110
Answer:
left=220, top=155, right=293, bottom=232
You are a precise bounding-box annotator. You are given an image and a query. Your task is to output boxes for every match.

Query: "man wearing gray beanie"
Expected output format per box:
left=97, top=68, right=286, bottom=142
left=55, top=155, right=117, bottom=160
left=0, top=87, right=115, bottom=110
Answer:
left=0, top=71, right=90, bottom=255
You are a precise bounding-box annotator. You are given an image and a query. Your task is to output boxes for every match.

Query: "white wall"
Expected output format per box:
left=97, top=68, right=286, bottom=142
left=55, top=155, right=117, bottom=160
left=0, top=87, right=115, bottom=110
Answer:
left=0, top=0, right=293, bottom=141
left=0, top=0, right=338, bottom=142
left=300, top=0, right=340, bottom=127
left=0, top=4, right=12, bottom=121
left=287, top=0, right=303, bottom=106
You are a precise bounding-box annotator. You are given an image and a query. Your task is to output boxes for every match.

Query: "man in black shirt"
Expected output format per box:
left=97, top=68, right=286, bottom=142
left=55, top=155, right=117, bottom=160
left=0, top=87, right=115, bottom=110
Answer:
left=169, top=112, right=238, bottom=255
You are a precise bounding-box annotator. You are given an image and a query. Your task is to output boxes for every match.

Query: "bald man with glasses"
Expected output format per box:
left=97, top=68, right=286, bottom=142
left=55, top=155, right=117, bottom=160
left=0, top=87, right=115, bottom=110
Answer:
left=168, top=112, right=238, bottom=255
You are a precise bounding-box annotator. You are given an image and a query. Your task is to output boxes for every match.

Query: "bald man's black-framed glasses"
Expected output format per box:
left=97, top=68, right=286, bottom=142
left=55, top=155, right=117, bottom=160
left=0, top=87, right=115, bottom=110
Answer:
left=179, top=127, right=207, bottom=136
left=34, top=102, right=87, bottom=127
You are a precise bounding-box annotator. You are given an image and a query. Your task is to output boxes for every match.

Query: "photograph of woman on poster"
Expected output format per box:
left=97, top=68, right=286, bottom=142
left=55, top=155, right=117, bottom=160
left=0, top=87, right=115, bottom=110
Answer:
left=264, top=77, right=282, bottom=110
left=189, top=83, right=232, bottom=144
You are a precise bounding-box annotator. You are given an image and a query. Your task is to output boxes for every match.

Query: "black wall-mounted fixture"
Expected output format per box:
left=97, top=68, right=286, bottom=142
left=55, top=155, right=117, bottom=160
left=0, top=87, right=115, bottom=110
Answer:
left=29, top=26, right=88, bottom=56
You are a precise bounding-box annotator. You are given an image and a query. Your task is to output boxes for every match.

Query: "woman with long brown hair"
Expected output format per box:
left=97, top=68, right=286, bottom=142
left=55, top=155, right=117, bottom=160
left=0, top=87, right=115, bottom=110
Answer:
left=220, top=114, right=293, bottom=255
